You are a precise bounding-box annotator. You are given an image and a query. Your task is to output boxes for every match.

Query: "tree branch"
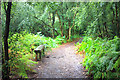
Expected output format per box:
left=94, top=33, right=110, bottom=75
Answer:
left=71, top=10, right=78, bottom=28
left=34, top=16, right=59, bottom=35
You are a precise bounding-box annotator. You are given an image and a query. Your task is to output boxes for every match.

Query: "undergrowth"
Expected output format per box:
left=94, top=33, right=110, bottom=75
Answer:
left=75, top=36, right=120, bottom=79
left=2, top=31, right=67, bottom=78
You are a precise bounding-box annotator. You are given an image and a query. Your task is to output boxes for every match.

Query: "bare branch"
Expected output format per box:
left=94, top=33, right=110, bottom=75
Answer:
left=34, top=16, right=59, bottom=35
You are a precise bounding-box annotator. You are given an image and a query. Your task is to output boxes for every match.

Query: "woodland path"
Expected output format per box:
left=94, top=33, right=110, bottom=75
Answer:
left=28, top=39, right=87, bottom=78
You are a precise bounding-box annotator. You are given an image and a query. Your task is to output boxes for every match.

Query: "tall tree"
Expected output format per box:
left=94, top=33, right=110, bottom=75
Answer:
left=68, top=10, right=78, bottom=39
left=52, top=11, right=55, bottom=38
left=2, top=2, right=12, bottom=80
left=115, top=3, right=119, bottom=36
left=56, top=10, right=63, bottom=37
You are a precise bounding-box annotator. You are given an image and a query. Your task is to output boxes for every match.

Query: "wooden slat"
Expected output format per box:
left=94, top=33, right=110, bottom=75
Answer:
left=34, top=45, right=44, bottom=51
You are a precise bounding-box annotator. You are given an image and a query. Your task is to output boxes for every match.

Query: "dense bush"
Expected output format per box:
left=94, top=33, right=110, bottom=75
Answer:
left=75, top=36, right=120, bottom=79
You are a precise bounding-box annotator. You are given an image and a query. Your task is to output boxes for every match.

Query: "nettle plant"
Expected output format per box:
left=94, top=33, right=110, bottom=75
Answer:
left=75, top=36, right=120, bottom=79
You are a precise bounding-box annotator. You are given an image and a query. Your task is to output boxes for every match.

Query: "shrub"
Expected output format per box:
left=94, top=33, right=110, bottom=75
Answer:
left=55, top=35, right=67, bottom=44
left=6, top=31, right=58, bottom=78
left=75, top=36, right=120, bottom=79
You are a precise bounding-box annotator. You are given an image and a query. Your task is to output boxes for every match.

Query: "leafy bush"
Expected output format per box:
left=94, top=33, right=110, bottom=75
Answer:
left=76, top=36, right=120, bottom=79
left=3, top=31, right=70, bottom=78
left=71, top=34, right=82, bottom=40
left=55, top=35, right=67, bottom=44
left=6, top=31, right=59, bottom=78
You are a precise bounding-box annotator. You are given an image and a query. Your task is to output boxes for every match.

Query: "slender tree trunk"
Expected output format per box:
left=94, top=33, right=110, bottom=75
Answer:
left=68, top=10, right=78, bottom=39
left=104, top=22, right=109, bottom=37
left=3, top=2, right=12, bottom=80
left=97, top=16, right=102, bottom=38
left=69, top=28, right=72, bottom=40
left=61, top=7, right=64, bottom=37
left=56, top=11, right=63, bottom=37
left=102, top=3, right=107, bottom=37
left=68, top=21, right=71, bottom=39
left=0, top=2, right=2, bottom=79
left=112, top=7, right=115, bottom=24
left=61, top=16, right=64, bottom=37
left=112, top=5, right=116, bottom=35
left=98, top=25, right=102, bottom=38
left=61, top=23, right=64, bottom=37
left=52, top=12, right=55, bottom=38
left=65, top=23, right=68, bottom=39
left=115, top=3, right=119, bottom=36
left=96, top=4, right=102, bottom=38
left=119, top=2, right=120, bottom=37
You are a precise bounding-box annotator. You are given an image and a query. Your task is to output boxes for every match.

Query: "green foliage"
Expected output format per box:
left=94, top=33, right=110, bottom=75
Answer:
left=55, top=35, right=67, bottom=44
left=2, top=2, right=120, bottom=78
left=71, top=34, right=82, bottom=40
left=76, top=36, right=120, bottom=79
left=2, top=2, right=119, bottom=39
left=75, top=2, right=120, bottom=38
left=7, top=31, right=59, bottom=78
left=7, top=31, right=69, bottom=78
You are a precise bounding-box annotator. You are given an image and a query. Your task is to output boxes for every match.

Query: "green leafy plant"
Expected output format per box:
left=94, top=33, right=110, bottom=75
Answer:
left=7, top=32, right=60, bottom=78
left=55, top=35, right=67, bottom=45
left=76, top=36, right=120, bottom=79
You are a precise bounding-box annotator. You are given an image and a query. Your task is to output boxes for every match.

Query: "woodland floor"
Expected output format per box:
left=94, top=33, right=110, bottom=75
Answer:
left=28, top=39, right=88, bottom=78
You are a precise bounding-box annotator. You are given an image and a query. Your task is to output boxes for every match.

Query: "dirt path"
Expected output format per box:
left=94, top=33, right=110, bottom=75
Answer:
left=29, top=39, right=87, bottom=78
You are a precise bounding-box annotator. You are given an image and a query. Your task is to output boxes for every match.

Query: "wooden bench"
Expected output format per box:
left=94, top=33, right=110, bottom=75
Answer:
left=34, top=45, right=45, bottom=61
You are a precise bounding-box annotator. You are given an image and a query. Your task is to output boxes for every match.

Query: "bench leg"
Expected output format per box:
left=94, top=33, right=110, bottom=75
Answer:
left=43, top=49, right=45, bottom=56
left=39, top=51, right=42, bottom=60
left=35, top=52, right=38, bottom=61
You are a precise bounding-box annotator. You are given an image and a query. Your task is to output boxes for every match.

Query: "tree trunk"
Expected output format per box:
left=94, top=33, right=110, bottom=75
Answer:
left=69, top=28, right=72, bottom=40
left=102, top=3, right=107, bottom=37
left=61, top=16, right=64, bottom=37
left=111, top=4, right=116, bottom=36
left=0, top=1, right=2, bottom=79
left=56, top=11, right=63, bottom=37
left=3, top=2, right=12, bottom=80
left=68, top=21, right=71, bottom=39
left=68, top=10, right=78, bottom=39
left=112, top=6, right=115, bottom=24
left=61, top=7, right=64, bottom=37
left=115, top=3, right=119, bottom=36
left=61, top=23, right=63, bottom=37
left=104, top=22, right=109, bottom=37
left=98, top=25, right=102, bottom=38
left=52, top=12, right=55, bottom=38
left=119, top=2, right=120, bottom=37
left=65, top=23, right=68, bottom=39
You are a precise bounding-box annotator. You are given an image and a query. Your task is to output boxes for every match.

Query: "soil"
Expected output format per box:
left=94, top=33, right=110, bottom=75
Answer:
left=28, top=39, right=87, bottom=78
